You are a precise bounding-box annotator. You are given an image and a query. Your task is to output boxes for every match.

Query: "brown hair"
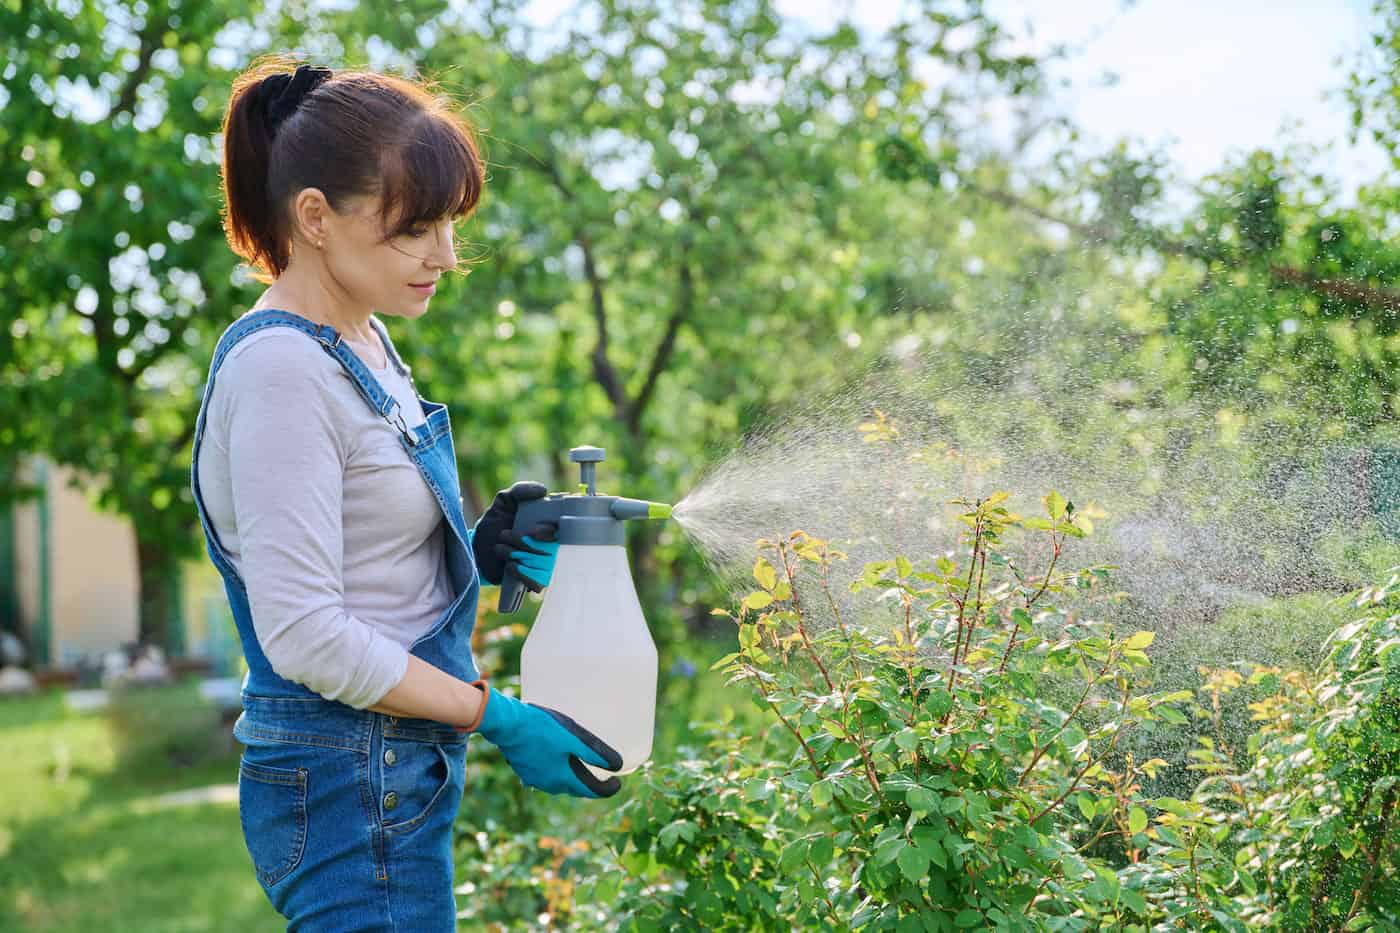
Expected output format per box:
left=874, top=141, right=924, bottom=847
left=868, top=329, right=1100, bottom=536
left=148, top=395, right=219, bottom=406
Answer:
left=220, top=55, right=485, bottom=283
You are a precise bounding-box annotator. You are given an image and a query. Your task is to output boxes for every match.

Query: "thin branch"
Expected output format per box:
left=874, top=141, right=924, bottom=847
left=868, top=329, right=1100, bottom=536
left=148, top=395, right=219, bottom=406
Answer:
left=1344, top=783, right=1399, bottom=925
left=516, top=145, right=634, bottom=427
left=966, top=181, right=1400, bottom=314
left=1019, top=654, right=1115, bottom=786
left=576, top=232, right=632, bottom=425
left=1269, top=264, right=1400, bottom=315
left=804, top=857, right=842, bottom=925
left=113, top=10, right=166, bottom=119
left=776, top=544, right=836, bottom=695
left=1029, top=718, right=1135, bottom=828
left=629, top=246, right=692, bottom=433
left=748, top=664, right=826, bottom=780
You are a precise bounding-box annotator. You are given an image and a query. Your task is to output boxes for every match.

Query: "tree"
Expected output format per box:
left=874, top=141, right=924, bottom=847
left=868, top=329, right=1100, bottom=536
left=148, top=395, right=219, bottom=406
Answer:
left=2, top=0, right=1048, bottom=651
left=0, top=0, right=315, bottom=648
left=319, top=0, right=1047, bottom=635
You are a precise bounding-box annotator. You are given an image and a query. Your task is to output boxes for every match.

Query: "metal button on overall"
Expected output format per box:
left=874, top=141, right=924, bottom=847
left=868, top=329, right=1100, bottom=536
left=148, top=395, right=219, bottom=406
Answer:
left=383, top=748, right=397, bottom=767
left=383, top=791, right=399, bottom=811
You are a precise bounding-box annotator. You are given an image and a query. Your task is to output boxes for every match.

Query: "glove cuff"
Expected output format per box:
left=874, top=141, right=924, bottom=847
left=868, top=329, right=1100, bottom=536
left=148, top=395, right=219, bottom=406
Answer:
left=454, top=679, right=491, bottom=734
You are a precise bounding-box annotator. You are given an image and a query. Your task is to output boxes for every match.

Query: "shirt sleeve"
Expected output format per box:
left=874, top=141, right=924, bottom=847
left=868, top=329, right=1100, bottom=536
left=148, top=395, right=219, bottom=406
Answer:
left=220, top=334, right=410, bottom=709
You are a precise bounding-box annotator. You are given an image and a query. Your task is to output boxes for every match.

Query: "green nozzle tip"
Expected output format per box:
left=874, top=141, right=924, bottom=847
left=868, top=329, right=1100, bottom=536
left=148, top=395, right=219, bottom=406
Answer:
left=649, top=502, right=673, bottom=520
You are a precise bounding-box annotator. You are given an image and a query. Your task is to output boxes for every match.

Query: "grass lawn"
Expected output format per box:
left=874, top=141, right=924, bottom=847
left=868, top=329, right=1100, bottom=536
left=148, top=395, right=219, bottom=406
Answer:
left=0, top=641, right=745, bottom=932
left=0, top=681, right=282, bottom=932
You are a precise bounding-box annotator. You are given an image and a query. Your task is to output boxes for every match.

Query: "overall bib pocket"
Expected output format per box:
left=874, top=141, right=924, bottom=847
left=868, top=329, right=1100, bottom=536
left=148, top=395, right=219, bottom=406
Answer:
left=238, top=758, right=309, bottom=887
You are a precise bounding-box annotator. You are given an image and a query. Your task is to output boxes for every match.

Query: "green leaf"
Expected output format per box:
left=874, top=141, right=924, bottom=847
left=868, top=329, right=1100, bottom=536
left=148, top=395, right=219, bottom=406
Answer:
left=754, top=557, right=778, bottom=591
left=897, top=843, right=930, bottom=883
left=708, top=652, right=740, bottom=670
left=1122, top=630, right=1155, bottom=651
left=1076, top=793, right=1096, bottom=821
left=907, top=787, right=938, bottom=813
left=954, top=909, right=983, bottom=928
left=925, top=689, right=954, bottom=717
left=914, top=832, right=947, bottom=870
left=658, top=820, right=698, bottom=850
left=1011, top=607, right=1033, bottom=631
left=862, top=560, right=895, bottom=585
left=779, top=837, right=810, bottom=872
left=875, top=836, right=905, bottom=866
left=743, top=591, right=774, bottom=611
left=1045, top=490, right=1068, bottom=521
left=1121, top=888, right=1148, bottom=915
left=896, top=555, right=914, bottom=577
left=810, top=779, right=833, bottom=807
left=1128, top=807, right=1148, bottom=834
left=1157, top=706, right=1189, bottom=725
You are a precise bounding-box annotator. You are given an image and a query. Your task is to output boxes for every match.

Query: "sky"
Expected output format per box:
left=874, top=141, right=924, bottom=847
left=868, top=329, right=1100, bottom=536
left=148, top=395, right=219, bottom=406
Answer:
left=772, top=0, right=1390, bottom=198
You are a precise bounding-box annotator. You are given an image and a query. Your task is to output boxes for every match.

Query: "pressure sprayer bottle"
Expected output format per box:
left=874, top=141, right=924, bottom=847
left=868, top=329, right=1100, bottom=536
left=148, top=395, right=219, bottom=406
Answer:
left=498, top=446, right=673, bottom=779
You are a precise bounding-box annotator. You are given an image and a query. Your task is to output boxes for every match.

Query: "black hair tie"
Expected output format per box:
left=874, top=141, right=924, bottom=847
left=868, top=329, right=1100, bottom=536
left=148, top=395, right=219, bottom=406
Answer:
left=258, top=64, right=333, bottom=138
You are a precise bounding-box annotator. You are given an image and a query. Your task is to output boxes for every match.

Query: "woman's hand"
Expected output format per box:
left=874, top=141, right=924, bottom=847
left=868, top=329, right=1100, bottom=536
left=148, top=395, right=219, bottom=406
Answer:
left=469, top=481, right=559, bottom=590
left=457, top=679, right=623, bottom=798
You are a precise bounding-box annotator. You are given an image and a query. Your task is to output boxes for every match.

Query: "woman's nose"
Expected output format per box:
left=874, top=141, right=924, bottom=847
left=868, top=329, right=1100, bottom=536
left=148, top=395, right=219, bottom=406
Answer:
left=430, top=223, right=456, bottom=270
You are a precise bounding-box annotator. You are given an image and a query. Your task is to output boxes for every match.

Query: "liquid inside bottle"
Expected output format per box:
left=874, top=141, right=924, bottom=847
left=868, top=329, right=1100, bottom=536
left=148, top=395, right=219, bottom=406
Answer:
left=520, top=544, right=658, bottom=780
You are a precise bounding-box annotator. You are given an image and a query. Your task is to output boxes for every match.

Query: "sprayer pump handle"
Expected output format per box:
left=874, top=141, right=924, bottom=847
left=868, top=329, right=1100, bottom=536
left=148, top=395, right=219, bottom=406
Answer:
left=498, top=567, right=528, bottom=613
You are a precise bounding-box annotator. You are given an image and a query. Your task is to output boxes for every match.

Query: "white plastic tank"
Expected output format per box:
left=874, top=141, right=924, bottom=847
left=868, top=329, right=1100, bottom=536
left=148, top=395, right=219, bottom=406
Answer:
left=520, top=542, right=658, bottom=780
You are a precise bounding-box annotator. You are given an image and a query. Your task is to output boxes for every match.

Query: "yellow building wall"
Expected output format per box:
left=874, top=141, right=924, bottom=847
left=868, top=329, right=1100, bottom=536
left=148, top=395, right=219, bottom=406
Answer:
left=8, top=455, right=248, bottom=670
left=52, top=464, right=140, bottom=661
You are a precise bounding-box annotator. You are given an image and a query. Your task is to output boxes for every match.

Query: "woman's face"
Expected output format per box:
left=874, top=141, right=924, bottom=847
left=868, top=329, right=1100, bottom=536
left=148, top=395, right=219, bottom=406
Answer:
left=304, top=191, right=459, bottom=320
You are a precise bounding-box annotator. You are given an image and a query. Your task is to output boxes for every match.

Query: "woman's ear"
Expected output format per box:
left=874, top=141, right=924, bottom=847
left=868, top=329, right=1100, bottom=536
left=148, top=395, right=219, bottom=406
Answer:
left=291, top=187, right=333, bottom=248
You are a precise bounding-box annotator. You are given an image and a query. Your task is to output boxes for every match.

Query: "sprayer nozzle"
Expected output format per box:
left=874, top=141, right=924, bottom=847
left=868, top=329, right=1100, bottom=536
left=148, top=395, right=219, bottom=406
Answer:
left=610, top=497, right=673, bottom=521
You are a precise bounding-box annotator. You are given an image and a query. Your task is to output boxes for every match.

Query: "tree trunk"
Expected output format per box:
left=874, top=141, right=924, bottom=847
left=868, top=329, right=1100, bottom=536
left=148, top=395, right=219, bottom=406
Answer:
left=135, top=533, right=178, bottom=652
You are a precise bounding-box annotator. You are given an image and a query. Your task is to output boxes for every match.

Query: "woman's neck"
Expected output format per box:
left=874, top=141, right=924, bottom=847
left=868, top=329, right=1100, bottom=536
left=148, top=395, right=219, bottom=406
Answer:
left=254, top=268, right=378, bottom=346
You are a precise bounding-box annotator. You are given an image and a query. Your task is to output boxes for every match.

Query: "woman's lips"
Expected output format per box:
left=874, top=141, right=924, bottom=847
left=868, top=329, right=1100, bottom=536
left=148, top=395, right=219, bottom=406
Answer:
left=409, top=282, right=436, bottom=296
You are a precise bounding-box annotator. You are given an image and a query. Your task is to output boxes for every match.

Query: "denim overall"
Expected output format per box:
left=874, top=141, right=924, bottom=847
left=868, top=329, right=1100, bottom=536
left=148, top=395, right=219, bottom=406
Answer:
left=189, top=308, right=481, bottom=931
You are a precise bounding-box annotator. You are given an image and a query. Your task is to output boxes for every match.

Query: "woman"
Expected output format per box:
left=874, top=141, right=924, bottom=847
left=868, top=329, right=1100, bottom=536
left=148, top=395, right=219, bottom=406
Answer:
left=189, top=59, right=623, bottom=930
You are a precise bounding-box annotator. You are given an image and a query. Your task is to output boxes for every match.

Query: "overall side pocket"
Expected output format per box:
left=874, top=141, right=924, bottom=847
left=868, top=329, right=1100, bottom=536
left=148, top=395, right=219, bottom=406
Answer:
left=381, top=740, right=457, bottom=836
left=238, top=758, right=309, bottom=887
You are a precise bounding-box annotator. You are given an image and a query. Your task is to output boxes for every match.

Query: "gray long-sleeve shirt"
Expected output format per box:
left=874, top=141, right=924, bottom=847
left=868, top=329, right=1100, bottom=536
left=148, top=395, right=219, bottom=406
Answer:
left=196, top=321, right=456, bottom=708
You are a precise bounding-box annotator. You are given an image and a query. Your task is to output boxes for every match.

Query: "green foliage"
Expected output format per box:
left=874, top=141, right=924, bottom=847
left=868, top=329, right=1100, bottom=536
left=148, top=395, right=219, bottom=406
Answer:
left=1122, top=573, right=1400, bottom=930
left=1, top=0, right=1054, bottom=650
left=0, top=0, right=319, bottom=643
left=588, top=494, right=1189, bottom=930
left=1127, top=590, right=1353, bottom=800
left=452, top=496, right=1400, bottom=930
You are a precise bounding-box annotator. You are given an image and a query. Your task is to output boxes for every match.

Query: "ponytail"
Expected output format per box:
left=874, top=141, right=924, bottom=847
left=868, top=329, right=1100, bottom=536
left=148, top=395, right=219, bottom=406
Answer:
left=220, top=57, right=297, bottom=283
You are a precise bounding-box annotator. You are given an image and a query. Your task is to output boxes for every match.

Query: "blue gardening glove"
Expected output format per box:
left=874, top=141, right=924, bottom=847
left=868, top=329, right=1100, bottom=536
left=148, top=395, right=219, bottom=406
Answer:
left=457, top=679, right=623, bottom=798
left=500, top=522, right=559, bottom=590
left=471, top=481, right=555, bottom=588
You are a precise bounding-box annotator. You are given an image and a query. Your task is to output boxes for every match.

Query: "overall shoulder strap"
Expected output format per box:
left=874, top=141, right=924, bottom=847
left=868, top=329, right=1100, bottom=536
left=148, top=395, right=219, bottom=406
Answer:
left=368, top=314, right=413, bottom=381
left=209, top=309, right=413, bottom=439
